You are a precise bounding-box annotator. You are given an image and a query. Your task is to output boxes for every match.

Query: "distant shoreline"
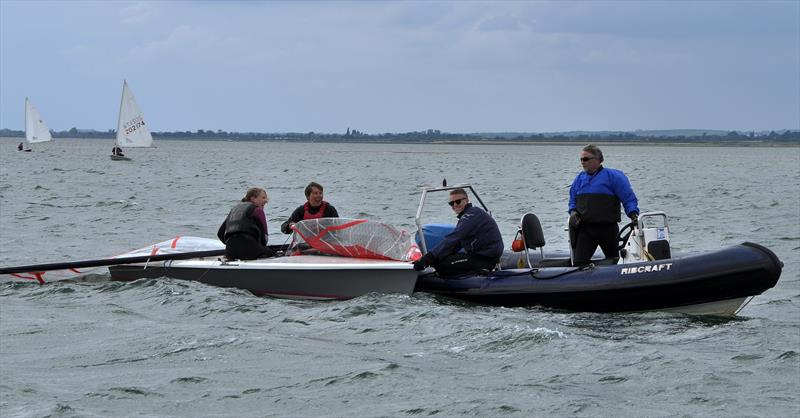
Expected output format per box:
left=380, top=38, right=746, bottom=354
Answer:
left=2, top=135, right=797, bottom=147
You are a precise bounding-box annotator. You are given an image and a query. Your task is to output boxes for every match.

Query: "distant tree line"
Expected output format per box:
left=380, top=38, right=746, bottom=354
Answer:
left=1, top=127, right=798, bottom=143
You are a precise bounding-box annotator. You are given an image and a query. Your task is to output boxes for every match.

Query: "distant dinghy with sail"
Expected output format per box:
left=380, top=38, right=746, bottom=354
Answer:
left=111, top=80, right=153, bottom=161
left=23, top=97, right=53, bottom=151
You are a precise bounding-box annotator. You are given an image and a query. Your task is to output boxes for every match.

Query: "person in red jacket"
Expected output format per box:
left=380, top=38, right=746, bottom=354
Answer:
left=281, top=182, right=339, bottom=234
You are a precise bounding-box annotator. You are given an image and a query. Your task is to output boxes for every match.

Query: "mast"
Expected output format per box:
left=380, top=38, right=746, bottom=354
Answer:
left=24, top=97, right=28, bottom=143
left=115, top=80, right=127, bottom=148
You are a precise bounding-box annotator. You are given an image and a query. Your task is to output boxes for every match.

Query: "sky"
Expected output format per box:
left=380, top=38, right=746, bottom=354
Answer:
left=1, top=0, right=798, bottom=134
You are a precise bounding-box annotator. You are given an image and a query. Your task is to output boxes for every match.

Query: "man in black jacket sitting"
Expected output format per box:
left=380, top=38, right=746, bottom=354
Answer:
left=413, top=188, right=504, bottom=276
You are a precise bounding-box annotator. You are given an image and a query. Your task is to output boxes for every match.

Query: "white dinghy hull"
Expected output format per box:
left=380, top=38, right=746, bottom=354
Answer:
left=109, top=255, right=418, bottom=300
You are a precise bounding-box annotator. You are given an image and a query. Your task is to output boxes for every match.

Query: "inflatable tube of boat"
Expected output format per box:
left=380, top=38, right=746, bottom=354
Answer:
left=414, top=242, right=782, bottom=314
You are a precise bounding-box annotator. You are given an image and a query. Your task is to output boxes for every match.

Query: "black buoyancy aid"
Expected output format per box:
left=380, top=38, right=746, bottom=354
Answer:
left=576, top=194, right=622, bottom=224
left=303, top=201, right=329, bottom=220
left=223, top=202, right=265, bottom=244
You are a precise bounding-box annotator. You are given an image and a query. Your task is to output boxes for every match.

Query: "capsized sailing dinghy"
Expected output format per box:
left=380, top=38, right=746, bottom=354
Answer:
left=108, top=219, right=421, bottom=300
left=111, top=80, right=153, bottom=160
left=412, top=184, right=783, bottom=316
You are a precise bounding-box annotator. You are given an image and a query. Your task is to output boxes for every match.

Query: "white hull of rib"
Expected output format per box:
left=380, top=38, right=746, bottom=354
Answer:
left=660, top=297, right=750, bottom=317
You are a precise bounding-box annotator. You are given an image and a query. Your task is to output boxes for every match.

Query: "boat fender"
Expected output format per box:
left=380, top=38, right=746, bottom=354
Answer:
left=511, top=231, right=525, bottom=252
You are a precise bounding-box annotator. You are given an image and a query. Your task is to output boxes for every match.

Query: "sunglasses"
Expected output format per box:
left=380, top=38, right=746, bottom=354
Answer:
left=448, top=198, right=465, bottom=207
left=580, top=157, right=596, bottom=162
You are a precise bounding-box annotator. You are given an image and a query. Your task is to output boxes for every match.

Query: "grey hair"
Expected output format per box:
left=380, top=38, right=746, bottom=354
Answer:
left=582, top=144, right=604, bottom=163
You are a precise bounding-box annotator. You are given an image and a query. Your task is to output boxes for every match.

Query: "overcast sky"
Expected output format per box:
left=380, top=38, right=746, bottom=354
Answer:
left=1, top=0, right=798, bottom=134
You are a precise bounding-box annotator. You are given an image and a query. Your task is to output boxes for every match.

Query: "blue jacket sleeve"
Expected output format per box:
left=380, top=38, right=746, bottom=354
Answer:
left=610, top=171, right=639, bottom=216
left=568, top=174, right=580, bottom=213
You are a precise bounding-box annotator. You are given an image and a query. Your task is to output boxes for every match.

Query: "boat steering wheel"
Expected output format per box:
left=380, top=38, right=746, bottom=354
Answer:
left=617, top=221, right=636, bottom=251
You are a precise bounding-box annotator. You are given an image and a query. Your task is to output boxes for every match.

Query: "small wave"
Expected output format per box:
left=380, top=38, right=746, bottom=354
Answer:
left=48, top=403, right=75, bottom=415
left=170, top=376, right=209, bottom=384
left=765, top=298, right=793, bottom=305
left=85, top=386, right=163, bottom=399
left=383, top=362, right=400, bottom=371
left=4, top=327, right=45, bottom=336
left=18, top=284, right=76, bottom=300
left=402, top=408, right=441, bottom=415
left=731, top=353, right=764, bottom=361
left=495, top=405, right=521, bottom=413
left=598, top=375, right=628, bottom=384
left=80, top=356, right=149, bottom=368
left=0, top=281, right=41, bottom=294
left=158, top=337, right=240, bottom=359
left=476, top=325, right=566, bottom=352
left=281, top=318, right=311, bottom=326
left=108, top=386, right=160, bottom=396
left=351, top=371, right=379, bottom=380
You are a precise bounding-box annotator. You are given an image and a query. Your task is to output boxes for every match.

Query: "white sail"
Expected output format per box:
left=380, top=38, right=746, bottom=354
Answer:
left=115, top=80, right=153, bottom=148
left=25, top=97, right=53, bottom=144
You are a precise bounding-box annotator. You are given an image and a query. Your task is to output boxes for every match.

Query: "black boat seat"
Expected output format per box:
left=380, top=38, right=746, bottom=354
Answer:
left=518, top=213, right=571, bottom=268
left=521, top=213, right=546, bottom=249
left=647, top=240, right=671, bottom=260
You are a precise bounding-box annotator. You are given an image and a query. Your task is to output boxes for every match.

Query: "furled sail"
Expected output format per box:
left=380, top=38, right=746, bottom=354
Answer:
left=116, top=236, right=224, bottom=258
left=25, top=97, right=52, bottom=144
left=291, top=218, right=422, bottom=262
left=115, top=80, right=153, bottom=147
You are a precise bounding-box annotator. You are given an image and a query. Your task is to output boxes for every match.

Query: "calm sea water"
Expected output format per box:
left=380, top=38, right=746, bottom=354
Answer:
left=1, top=138, right=798, bottom=417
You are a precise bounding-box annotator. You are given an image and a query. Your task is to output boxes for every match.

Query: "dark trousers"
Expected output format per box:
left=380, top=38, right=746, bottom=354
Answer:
left=572, top=223, right=619, bottom=266
left=433, top=253, right=498, bottom=277
left=225, top=234, right=275, bottom=261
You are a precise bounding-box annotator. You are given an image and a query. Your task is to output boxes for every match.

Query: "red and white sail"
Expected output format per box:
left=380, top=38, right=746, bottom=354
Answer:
left=291, top=218, right=422, bottom=262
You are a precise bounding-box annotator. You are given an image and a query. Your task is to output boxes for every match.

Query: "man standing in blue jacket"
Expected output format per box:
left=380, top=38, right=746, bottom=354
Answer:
left=569, top=144, right=639, bottom=266
left=414, top=188, right=504, bottom=276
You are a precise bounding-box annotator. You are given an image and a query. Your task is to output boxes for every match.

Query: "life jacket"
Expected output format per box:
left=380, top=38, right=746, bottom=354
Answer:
left=570, top=166, right=638, bottom=224
left=576, top=194, right=622, bottom=224
left=303, top=201, right=329, bottom=220
left=223, top=202, right=265, bottom=244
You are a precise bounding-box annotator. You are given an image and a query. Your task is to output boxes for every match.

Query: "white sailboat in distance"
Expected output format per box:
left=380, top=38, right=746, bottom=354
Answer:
left=23, top=97, right=53, bottom=151
left=111, top=80, right=153, bottom=161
